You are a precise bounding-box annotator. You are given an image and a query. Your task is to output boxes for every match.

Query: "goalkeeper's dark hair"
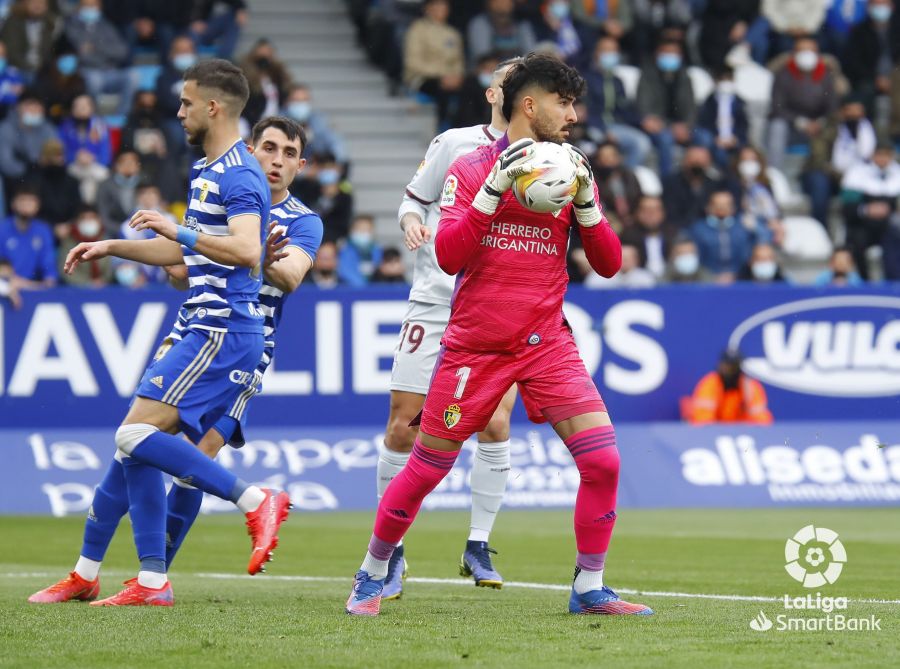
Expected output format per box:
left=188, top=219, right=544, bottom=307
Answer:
left=500, top=52, right=585, bottom=122
left=251, top=115, right=307, bottom=155
left=183, top=58, right=250, bottom=115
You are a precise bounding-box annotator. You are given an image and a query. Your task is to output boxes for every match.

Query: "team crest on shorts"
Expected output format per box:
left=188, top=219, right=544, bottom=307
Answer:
left=444, top=403, right=462, bottom=429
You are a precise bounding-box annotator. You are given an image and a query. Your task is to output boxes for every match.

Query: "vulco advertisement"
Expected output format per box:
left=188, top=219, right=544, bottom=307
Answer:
left=2, top=422, right=898, bottom=515
left=1, top=285, right=899, bottom=426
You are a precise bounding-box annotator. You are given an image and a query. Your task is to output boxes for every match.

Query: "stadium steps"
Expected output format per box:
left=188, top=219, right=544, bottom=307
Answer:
left=241, top=0, right=437, bottom=246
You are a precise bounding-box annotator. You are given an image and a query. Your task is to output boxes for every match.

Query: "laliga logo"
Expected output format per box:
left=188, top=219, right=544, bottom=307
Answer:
left=728, top=296, right=900, bottom=397
left=784, top=525, right=846, bottom=588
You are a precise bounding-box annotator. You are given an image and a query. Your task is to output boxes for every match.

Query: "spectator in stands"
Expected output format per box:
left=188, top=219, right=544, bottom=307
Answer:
left=766, top=36, right=839, bottom=170
left=585, top=242, right=657, bottom=288
left=630, top=0, right=692, bottom=63
left=131, top=1, right=195, bottom=58
left=190, top=0, right=248, bottom=60
left=814, top=246, right=864, bottom=285
left=570, top=0, right=632, bottom=41
left=620, top=195, right=675, bottom=279
left=59, top=94, right=112, bottom=167
left=593, top=140, right=642, bottom=230
left=842, top=0, right=898, bottom=114
left=0, top=92, right=58, bottom=195
left=636, top=39, right=695, bottom=177
left=120, top=89, right=181, bottom=202
left=302, top=152, right=353, bottom=243
left=33, top=37, right=88, bottom=124
left=0, top=40, right=24, bottom=120
left=662, top=145, right=726, bottom=229
left=34, top=138, right=83, bottom=229
left=882, top=214, right=900, bottom=280
left=822, top=0, right=868, bottom=57
left=891, top=62, right=900, bottom=143
left=112, top=182, right=174, bottom=288
left=454, top=52, right=499, bottom=128
left=155, top=35, right=197, bottom=154
left=584, top=35, right=650, bottom=168
left=687, top=348, right=773, bottom=425
left=0, top=259, right=22, bottom=308
left=734, top=145, right=783, bottom=246
left=371, top=246, right=408, bottom=283
left=0, top=185, right=56, bottom=287
left=309, top=240, right=340, bottom=288
left=736, top=242, right=787, bottom=283
left=698, top=0, right=760, bottom=70
left=466, top=0, right=536, bottom=65
left=753, top=0, right=829, bottom=64
left=803, top=95, right=875, bottom=228
left=65, top=0, right=136, bottom=117
left=404, top=0, right=465, bottom=128
left=240, top=38, right=292, bottom=126
left=694, top=68, right=749, bottom=169
left=57, top=205, right=112, bottom=286
left=689, top=188, right=758, bottom=283
left=282, top=85, right=348, bottom=164
left=663, top=234, right=710, bottom=283
left=338, top=214, right=384, bottom=287
left=0, top=0, right=57, bottom=76
left=533, top=1, right=596, bottom=70
left=841, top=141, right=900, bottom=279
left=96, top=149, right=140, bottom=236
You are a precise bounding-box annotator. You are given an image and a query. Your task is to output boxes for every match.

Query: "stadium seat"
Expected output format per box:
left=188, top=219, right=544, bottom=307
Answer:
left=781, top=216, right=832, bottom=260
left=766, top=166, right=808, bottom=213
left=614, top=64, right=641, bottom=100
left=687, top=66, right=714, bottom=104
left=134, top=64, right=162, bottom=92
left=734, top=63, right=772, bottom=105
left=634, top=165, right=663, bottom=196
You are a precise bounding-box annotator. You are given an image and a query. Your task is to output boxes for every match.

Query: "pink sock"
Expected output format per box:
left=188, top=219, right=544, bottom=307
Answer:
left=372, top=437, right=460, bottom=545
left=565, top=425, right=619, bottom=571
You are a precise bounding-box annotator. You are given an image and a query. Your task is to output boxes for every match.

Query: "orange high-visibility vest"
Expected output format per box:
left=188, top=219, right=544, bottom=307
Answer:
left=689, top=372, right=773, bottom=425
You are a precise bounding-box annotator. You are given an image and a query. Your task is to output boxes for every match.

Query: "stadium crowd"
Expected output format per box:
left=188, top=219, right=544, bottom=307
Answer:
left=1, top=0, right=899, bottom=305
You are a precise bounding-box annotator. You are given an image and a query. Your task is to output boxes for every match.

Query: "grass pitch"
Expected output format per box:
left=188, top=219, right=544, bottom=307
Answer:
left=2, top=509, right=898, bottom=669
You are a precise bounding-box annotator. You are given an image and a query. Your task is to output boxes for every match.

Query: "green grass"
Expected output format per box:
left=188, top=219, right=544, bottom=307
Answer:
left=2, top=509, right=899, bottom=669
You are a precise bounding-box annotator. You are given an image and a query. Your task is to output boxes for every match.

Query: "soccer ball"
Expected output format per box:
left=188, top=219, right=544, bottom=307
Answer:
left=511, top=142, right=578, bottom=213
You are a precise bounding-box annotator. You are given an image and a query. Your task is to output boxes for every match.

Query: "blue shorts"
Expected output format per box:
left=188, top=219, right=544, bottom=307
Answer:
left=136, top=328, right=264, bottom=444
left=211, top=366, right=265, bottom=448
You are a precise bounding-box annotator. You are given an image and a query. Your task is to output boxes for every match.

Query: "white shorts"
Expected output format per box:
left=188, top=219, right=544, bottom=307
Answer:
left=389, top=300, right=451, bottom=395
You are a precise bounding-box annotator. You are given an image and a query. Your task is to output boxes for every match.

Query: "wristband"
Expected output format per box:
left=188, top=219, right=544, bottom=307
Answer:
left=573, top=201, right=602, bottom=228
left=472, top=186, right=501, bottom=216
left=176, top=226, right=199, bottom=249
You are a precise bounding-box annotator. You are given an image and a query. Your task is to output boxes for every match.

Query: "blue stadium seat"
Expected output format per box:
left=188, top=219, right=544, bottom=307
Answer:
left=134, top=64, right=162, bottom=91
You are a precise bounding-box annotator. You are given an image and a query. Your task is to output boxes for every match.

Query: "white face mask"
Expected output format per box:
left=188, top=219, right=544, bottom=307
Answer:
left=78, top=218, right=102, bottom=238
left=673, top=253, right=699, bottom=275
left=738, top=160, right=761, bottom=180
left=751, top=260, right=778, bottom=281
left=794, top=50, right=819, bottom=72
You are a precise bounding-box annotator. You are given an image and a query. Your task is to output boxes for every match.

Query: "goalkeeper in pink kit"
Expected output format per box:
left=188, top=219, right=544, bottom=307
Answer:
left=346, top=53, right=652, bottom=617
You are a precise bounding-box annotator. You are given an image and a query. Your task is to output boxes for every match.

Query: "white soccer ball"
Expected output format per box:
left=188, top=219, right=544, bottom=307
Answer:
left=511, top=141, right=578, bottom=213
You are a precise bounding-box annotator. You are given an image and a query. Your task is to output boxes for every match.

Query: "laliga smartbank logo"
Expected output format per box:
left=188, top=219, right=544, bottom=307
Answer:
left=748, top=525, right=881, bottom=633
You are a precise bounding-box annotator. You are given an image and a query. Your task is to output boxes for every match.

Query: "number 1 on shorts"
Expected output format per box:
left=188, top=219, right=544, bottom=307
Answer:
left=454, top=366, right=471, bottom=399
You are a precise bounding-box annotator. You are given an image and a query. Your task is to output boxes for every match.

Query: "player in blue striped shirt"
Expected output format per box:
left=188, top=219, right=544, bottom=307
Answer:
left=56, top=61, right=288, bottom=607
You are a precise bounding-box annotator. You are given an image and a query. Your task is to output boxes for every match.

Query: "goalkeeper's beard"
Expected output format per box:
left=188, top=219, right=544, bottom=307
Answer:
left=531, top=116, right=571, bottom=144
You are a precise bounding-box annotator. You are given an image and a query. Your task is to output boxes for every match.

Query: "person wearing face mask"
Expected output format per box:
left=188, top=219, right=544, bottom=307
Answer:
left=636, top=39, right=696, bottom=177
left=33, top=37, right=89, bottom=124
left=57, top=206, right=113, bottom=286
left=694, top=68, right=749, bottom=169
left=338, top=214, right=383, bottom=287
left=454, top=52, right=501, bottom=128
left=630, top=0, right=693, bottom=63
left=584, top=35, right=651, bottom=168
left=0, top=93, right=58, bottom=195
left=189, top=0, right=248, bottom=60
left=736, top=242, right=786, bottom=283
left=766, top=36, right=838, bottom=170
left=662, top=235, right=708, bottom=283
left=112, top=183, right=176, bottom=288
left=239, top=38, right=292, bottom=126
left=0, top=39, right=24, bottom=120
left=662, top=144, right=739, bottom=229
left=34, top=138, right=83, bottom=230
left=754, top=0, right=829, bottom=64
left=842, top=0, right=899, bottom=111
left=733, top=146, right=782, bottom=245
left=299, top=152, right=353, bottom=242
left=281, top=83, right=348, bottom=164
left=593, top=140, right=642, bottom=230
left=689, top=188, right=759, bottom=283
left=59, top=94, right=112, bottom=168
left=0, top=185, right=56, bottom=288
left=95, top=150, right=142, bottom=236
left=534, top=0, right=596, bottom=69
left=687, top=349, right=773, bottom=425
left=64, top=0, right=137, bottom=117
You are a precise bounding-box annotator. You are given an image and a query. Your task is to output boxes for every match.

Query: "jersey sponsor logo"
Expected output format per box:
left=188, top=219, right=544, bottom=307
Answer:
left=184, top=215, right=201, bottom=231
left=443, top=403, right=462, bottom=429
left=150, top=375, right=164, bottom=389
left=727, top=296, right=900, bottom=397
left=440, top=175, right=458, bottom=207
left=229, top=369, right=254, bottom=385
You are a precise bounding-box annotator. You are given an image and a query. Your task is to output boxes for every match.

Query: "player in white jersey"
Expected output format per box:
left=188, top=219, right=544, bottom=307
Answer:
left=379, top=58, right=522, bottom=599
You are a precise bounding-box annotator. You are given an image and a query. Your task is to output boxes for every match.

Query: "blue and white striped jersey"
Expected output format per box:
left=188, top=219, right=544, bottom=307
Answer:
left=180, top=139, right=271, bottom=334
left=169, top=193, right=323, bottom=377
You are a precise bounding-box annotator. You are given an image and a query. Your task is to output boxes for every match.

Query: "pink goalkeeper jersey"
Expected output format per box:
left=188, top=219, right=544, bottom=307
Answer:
left=435, top=134, right=622, bottom=353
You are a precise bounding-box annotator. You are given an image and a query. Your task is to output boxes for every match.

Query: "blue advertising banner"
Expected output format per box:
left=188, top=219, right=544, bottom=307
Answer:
left=1, top=285, right=899, bottom=427
left=2, top=422, right=897, bottom=514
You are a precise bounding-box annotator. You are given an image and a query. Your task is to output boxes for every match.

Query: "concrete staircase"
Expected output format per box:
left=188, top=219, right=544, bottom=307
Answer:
left=240, top=0, right=438, bottom=245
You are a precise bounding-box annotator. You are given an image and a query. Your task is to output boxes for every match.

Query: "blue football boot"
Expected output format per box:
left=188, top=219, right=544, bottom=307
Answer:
left=345, top=570, right=384, bottom=616
left=459, top=540, right=503, bottom=588
left=381, top=544, right=407, bottom=601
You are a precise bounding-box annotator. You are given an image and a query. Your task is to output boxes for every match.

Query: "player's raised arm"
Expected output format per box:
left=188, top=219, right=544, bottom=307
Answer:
left=435, top=138, right=535, bottom=275
left=263, top=217, right=321, bottom=293
left=64, top=235, right=183, bottom=274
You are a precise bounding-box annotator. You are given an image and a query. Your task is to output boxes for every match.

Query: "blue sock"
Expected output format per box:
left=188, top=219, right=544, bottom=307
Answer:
left=130, top=431, right=241, bottom=501
left=80, top=457, right=130, bottom=561
left=122, top=457, right=167, bottom=564
left=165, top=483, right=204, bottom=569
